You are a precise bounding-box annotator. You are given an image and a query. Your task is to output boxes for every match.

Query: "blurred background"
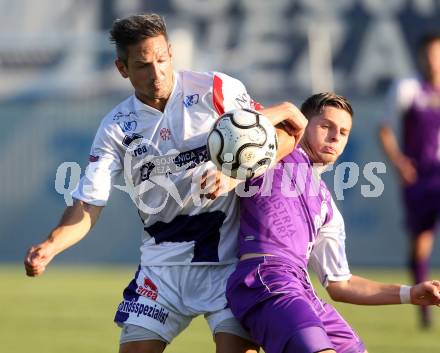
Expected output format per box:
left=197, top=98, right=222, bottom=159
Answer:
left=2, top=0, right=440, bottom=266
left=2, top=1, right=440, bottom=352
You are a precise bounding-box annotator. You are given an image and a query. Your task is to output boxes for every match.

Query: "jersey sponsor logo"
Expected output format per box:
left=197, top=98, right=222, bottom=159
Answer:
left=113, top=111, right=136, bottom=121
left=140, top=146, right=208, bottom=181
left=119, top=120, right=138, bottom=132
left=117, top=300, right=169, bottom=324
left=132, top=145, right=149, bottom=157
left=174, top=146, right=208, bottom=168
left=136, top=277, right=159, bottom=301
left=122, top=133, right=143, bottom=148
left=159, top=127, right=171, bottom=141
left=89, top=155, right=100, bottom=162
left=183, top=93, right=199, bottom=107
left=120, top=139, right=212, bottom=214
left=235, top=93, right=251, bottom=108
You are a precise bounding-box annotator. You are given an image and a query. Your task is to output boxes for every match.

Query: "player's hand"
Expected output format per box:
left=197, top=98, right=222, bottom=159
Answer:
left=410, top=280, right=440, bottom=306
left=280, top=103, right=308, bottom=147
left=260, top=102, right=308, bottom=161
left=395, top=155, right=417, bottom=186
left=200, top=168, right=241, bottom=200
left=24, top=242, right=56, bottom=277
left=261, top=102, right=307, bottom=144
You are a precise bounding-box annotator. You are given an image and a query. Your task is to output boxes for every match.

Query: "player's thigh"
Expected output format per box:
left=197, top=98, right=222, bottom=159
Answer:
left=319, top=303, right=365, bottom=353
left=119, top=324, right=168, bottom=353
left=215, top=332, right=259, bottom=353
left=119, top=339, right=166, bottom=353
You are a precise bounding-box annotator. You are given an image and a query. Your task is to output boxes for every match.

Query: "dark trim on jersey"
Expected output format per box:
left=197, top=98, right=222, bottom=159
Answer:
left=145, top=211, right=226, bottom=262
left=114, top=265, right=141, bottom=323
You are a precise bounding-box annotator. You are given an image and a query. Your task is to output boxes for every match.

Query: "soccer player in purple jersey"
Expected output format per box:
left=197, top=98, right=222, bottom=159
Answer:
left=227, top=93, right=440, bottom=353
left=379, top=33, right=440, bottom=328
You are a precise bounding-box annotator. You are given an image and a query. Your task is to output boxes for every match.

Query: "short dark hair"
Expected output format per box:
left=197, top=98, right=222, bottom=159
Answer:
left=418, top=32, right=440, bottom=52
left=300, top=92, right=353, bottom=120
left=109, top=13, right=168, bottom=64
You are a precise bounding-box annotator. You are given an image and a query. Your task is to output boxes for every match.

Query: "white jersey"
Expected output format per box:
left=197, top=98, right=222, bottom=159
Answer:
left=72, top=70, right=257, bottom=266
left=309, top=198, right=352, bottom=287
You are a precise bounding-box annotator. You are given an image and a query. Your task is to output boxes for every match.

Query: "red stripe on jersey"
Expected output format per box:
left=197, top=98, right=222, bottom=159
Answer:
left=213, top=74, right=225, bottom=115
left=251, top=99, right=264, bottom=111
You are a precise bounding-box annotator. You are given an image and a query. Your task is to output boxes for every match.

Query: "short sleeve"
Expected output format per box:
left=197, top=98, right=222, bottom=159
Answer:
left=383, top=77, right=420, bottom=130
left=71, top=121, right=122, bottom=206
left=309, top=198, right=352, bottom=287
left=212, top=72, right=257, bottom=115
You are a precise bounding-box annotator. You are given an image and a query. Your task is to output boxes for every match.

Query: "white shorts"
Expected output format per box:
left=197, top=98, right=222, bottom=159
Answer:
left=114, top=264, right=251, bottom=344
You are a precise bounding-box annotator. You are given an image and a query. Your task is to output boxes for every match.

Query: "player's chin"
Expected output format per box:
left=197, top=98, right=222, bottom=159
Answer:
left=317, top=152, right=338, bottom=164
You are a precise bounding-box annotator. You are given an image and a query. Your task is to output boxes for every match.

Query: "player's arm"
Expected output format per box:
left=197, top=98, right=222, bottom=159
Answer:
left=378, top=79, right=418, bottom=185
left=24, top=200, right=103, bottom=277
left=378, top=124, right=417, bottom=185
left=326, top=275, right=440, bottom=306
left=259, top=102, right=308, bottom=162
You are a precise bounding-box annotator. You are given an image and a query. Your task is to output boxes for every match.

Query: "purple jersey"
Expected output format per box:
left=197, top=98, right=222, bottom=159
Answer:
left=240, top=148, right=334, bottom=271
left=386, top=78, right=440, bottom=188
left=227, top=149, right=360, bottom=353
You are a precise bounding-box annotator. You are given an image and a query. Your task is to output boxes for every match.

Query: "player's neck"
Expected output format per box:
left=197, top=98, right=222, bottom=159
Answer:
left=134, top=91, right=171, bottom=112
left=140, top=96, right=168, bottom=112
left=429, top=74, right=440, bottom=89
left=299, top=140, right=318, bottom=164
left=424, top=71, right=440, bottom=89
left=135, top=75, right=175, bottom=112
left=299, top=140, right=332, bottom=175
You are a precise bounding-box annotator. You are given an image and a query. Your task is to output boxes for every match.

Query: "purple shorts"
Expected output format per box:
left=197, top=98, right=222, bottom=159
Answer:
left=226, top=257, right=365, bottom=353
left=403, top=185, right=440, bottom=235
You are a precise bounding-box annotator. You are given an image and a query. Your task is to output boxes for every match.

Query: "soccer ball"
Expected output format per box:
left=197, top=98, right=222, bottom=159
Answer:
left=207, top=108, right=278, bottom=179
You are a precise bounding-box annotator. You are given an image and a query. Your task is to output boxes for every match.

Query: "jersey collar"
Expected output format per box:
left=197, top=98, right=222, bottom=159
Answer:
left=133, top=71, right=181, bottom=115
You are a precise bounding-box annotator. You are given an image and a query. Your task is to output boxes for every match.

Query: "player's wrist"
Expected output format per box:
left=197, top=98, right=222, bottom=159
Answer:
left=399, top=285, right=412, bottom=304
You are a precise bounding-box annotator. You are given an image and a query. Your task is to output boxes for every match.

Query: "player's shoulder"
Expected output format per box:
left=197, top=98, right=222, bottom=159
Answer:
left=393, top=76, right=423, bottom=95
left=98, top=95, right=137, bottom=131
left=283, top=146, right=310, bottom=165
left=387, top=76, right=424, bottom=109
left=213, top=71, right=246, bottom=90
left=178, top=70, right=245, bottom=90
left=320, top=196, right=345, bottom=234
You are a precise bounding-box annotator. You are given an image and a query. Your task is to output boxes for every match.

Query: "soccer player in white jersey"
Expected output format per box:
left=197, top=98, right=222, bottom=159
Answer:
left=379, top=33, right=440, bottom=328
left=24, top=13, right=307, bottom=353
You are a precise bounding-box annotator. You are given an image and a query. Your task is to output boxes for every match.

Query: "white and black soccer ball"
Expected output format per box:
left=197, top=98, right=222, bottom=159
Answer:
left=207, top=108, right=278, bottom=180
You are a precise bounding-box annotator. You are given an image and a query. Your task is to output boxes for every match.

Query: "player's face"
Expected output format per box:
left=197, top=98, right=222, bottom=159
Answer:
left=116, top=35, right=174, bottom=110
left=423, top=40, right=440, bottom=78
left=303, top=106, right=352, bottom=165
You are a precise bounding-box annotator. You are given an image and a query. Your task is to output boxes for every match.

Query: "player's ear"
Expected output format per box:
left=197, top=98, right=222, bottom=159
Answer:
left=115, top=58, right=129, bottom=79
left=168, top=43, right=173, bottom=60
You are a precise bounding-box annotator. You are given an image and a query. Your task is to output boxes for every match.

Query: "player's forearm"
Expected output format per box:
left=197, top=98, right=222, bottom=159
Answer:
left=327, top=275, right=402, bottom=305
left=261, top=102, right=308, bottom=161
left=378, top=125, right=405, bottom=167
left=46, top=200, right=102, bottom=256
left=275, top=126, right=296, bottom=162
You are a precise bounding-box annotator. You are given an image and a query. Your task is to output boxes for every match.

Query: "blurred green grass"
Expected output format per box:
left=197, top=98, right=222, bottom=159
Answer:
left=1, top=265, right=439, bottom=353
